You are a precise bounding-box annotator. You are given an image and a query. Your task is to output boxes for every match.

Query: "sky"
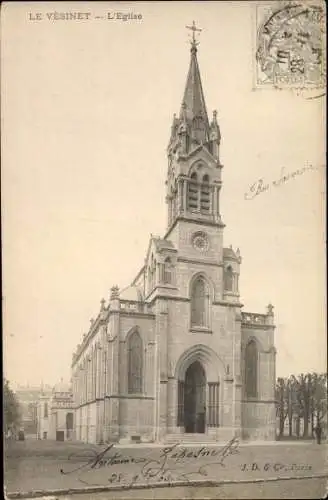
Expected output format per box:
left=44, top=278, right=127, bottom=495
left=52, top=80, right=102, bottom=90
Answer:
left=2, top=1, right=326, bottom=389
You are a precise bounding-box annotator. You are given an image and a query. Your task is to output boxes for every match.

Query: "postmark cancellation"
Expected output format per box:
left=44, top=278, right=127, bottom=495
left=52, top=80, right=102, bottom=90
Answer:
left=254, top=1, right=326, bottom=92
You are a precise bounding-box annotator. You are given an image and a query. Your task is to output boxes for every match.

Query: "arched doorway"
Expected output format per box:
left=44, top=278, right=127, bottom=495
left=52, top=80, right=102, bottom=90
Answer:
left=184, top=361, right=206, bottom=433
left=66, top=412, right=73, bottom=439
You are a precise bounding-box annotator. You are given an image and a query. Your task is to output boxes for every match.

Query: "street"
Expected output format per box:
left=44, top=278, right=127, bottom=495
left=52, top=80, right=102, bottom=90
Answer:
left=4, top=438, right=328, bottom=499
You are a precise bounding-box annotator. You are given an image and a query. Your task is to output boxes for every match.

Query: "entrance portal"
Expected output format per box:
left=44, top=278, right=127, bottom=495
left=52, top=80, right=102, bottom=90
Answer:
left=184, top=361, right=206, bottom=433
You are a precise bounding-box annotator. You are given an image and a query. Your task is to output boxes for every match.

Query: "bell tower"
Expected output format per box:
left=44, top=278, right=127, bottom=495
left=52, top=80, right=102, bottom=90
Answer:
left=166, top=22, right=224, bottom=236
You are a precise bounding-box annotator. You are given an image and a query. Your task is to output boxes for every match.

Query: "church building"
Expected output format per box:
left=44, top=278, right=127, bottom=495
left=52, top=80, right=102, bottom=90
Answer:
left=71, top=25, right=277, bottom=444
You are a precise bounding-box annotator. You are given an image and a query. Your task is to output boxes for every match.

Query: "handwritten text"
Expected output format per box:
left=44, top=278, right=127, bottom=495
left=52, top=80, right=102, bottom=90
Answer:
left=244, top=163, right=321, bottom=200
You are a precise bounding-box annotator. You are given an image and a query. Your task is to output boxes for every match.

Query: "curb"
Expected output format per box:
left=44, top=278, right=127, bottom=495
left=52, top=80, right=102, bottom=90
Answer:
left=5, top=473, right=328, bottom=499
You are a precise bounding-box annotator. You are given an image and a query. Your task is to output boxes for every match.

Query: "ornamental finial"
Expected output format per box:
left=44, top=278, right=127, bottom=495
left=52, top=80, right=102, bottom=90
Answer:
left=267, top=303, right=274, bottom=316
left=186, top=21, right=202, bottom=52
left=110, top=285, right=120, bottom=300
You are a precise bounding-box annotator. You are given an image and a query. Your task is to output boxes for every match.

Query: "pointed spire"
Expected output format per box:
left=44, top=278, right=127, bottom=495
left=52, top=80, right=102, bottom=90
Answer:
left=179, top=23, right=210, bottom=143
left=180, top=45, right=209, bottom=125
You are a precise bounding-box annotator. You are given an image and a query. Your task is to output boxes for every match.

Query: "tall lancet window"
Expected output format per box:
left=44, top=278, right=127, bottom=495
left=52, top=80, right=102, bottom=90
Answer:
left=191, top=276, right=210, bottom=328
left=188, top=172, right=198, bottom=212
left=224, top=265, right=233, bottom=292
left=128, top=330, right=143, bottom=394
left=200, top=174, right=210, bottom=213
left=245, top=340, right=258, bottom=398
left=164, top=257, right=173, bottom=284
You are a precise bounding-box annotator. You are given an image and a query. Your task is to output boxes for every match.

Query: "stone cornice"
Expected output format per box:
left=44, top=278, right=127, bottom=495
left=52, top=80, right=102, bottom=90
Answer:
left=164, top=216, right=225, bottom=240
left=177, top=257, right=223, bottom=267
left=144, top=284, right=178, bottom=302
left=148, top=295, right=190, bottom=304
left=213, top=300, right=244, bottom=308
left=119, top=311, right=155, bottom=319
left=241, top=324, right=274, bottom=331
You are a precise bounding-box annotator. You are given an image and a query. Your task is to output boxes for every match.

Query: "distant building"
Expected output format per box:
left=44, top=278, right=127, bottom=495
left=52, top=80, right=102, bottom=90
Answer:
left=37, top=380, right=74, bottom=441
left=15, top=384, right=52, bottom=436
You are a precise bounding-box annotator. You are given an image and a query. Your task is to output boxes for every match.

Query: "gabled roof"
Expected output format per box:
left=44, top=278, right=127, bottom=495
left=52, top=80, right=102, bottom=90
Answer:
left=223, top=247, right=237, bottom=259
left=144, top=235, right=177, bottom=265
left=153, top=237, right=176, bottom=252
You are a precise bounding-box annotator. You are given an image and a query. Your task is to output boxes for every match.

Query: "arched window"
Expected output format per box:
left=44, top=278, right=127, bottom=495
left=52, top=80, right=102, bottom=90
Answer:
left=164, top=257, right=173, bottom=284
left=193, top=116, right=203, bottom=131
left=188, top=172, right=198, bottom=211
left=245, top=340, right=258, bottom=398
left=191, top=276, right=210, bottom=327
left=44, top=402, right=48, bottom=418
left=224, top=266, right=233, bottom=292
left=128, top=331, right=143, bottom=394
left=200, top=174, right=210, bottom=213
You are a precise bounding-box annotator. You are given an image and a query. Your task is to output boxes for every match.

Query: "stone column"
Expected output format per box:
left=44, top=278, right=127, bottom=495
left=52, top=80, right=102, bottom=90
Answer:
left=178, top=179, right=183, bottom=214
left=78, top=367, right=82, bottom=408
left=197, top=181, right=201, bottom=211
left=85, top=362, right=88, bottom=403
left=183, top=179, right=187, bottom=213
left=157, top=300, right=168, bottom=441
left=222, top=378, right=234, bottom=437
left=107, top=286, right=120, bottom=442
left=213, top=185, right=218, bottom=217
left=167, top=196, right=172, bottom=228
left=209, top=185, right=214, bottom=215
left=232, top=310, right=242, bottom=438
left=159, top=262, right=164, bottom=283
left=82, top=364, right=85, bottom=404
left=167, top=378, right=178, bottom=433
left=102, top=348, right=109, bottom=441
left=95, top=343, right=102, bottom=443
left=93, top=348, right=97, bottom=400
left=88, top=357, right=92, bottom=402
left=90, top=351, right=94, bottom=401
left=156, top=262, right=161, bottom=285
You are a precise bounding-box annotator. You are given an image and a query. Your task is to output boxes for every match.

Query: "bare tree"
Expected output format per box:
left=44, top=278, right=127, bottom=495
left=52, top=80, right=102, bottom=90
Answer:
left=276, top=377, right=289, bottom=437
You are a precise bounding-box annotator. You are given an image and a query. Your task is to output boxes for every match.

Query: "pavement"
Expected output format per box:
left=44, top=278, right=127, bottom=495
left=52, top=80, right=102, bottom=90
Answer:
left=4, top=439, right=328, bottom=499
left=7, top=478, right=328, bottom=500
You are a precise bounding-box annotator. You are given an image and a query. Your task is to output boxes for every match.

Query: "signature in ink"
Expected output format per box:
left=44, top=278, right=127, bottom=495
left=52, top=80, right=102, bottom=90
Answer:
left=244, top=163, right=321, bottom=200
left=60, top=437, right=240, bottom=488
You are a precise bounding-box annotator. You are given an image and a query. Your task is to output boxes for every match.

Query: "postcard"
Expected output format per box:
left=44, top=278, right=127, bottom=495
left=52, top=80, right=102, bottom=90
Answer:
left=2, top=1, right=326, bottom=499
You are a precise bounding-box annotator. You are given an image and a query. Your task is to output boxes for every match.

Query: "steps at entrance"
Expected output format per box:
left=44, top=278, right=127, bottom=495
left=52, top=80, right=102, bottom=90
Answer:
left=164, top=433, right=218, bottom=444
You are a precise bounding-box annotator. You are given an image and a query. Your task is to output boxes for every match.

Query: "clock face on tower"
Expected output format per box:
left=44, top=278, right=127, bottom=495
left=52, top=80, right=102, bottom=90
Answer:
left=192, top=232, right=209, bottom=252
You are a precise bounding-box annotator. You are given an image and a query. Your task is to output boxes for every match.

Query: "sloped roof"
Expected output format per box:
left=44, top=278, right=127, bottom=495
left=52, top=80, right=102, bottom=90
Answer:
left=180, top=46, right=210, bottom=138
left=153, top=237, right=176, bottom=252
left=223, top=247, right=237, bottom=259
left=120, top=284, right=144, bottom=302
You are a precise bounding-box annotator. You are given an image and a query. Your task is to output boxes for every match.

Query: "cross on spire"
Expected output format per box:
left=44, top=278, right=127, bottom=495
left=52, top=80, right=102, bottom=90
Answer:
left=186, top=21, right=202, bottom=51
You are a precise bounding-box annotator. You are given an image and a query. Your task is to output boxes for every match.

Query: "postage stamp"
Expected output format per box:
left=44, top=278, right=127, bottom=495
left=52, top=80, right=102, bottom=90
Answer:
left=254, top=1, right=326, bottom=93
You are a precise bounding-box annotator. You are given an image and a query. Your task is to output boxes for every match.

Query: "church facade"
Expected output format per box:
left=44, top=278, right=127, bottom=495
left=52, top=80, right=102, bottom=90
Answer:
left=71, top=35, right=277, bottom=444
